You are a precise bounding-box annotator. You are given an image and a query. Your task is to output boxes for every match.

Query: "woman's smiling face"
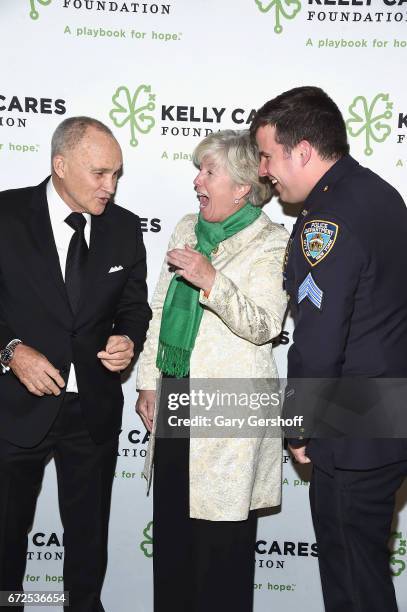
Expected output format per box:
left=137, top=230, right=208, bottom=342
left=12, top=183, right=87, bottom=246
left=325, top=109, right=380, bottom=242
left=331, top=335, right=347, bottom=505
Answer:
left=193, top=156, right=244, bottom=222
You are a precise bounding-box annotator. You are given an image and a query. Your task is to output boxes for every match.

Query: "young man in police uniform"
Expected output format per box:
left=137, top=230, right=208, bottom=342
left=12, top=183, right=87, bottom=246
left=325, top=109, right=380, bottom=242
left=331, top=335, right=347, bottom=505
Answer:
left=251, top=86, right=407, bottom=611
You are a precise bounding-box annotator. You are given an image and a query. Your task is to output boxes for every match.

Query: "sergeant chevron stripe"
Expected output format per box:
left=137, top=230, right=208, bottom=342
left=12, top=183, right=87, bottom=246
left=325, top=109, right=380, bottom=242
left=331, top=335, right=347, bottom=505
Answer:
left=298, top=273, right=324, bottom=310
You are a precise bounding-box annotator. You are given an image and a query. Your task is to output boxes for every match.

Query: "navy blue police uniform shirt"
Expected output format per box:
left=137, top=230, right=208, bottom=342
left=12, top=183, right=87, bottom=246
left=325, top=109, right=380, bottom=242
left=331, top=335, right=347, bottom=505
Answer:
left=284, top=155, right=407, bottom=471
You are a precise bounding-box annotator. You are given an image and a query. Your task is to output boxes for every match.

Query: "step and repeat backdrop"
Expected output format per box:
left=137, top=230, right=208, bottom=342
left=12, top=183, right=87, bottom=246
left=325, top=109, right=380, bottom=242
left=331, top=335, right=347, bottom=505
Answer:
left=1, top=1, right=407, bottom=610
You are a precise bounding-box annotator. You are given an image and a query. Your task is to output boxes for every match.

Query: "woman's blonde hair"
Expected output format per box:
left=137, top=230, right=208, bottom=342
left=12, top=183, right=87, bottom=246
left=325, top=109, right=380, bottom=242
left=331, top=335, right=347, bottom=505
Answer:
left=193, top=129, right=272, bottom=206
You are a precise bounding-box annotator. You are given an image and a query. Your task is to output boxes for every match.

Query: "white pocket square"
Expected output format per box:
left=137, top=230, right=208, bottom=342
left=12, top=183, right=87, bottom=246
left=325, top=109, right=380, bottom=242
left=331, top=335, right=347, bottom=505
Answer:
left=108, top=265, right=124, bottom=273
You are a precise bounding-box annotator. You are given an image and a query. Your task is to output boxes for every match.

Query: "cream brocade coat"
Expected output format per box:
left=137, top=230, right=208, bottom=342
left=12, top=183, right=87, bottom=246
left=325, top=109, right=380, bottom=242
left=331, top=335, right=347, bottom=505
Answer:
left=137, top=211, right=289, bottom=521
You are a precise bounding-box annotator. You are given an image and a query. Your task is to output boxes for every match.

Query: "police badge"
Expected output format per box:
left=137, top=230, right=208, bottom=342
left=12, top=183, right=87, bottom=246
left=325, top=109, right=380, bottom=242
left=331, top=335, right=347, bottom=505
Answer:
left=301, top=219, right=339, bottom=267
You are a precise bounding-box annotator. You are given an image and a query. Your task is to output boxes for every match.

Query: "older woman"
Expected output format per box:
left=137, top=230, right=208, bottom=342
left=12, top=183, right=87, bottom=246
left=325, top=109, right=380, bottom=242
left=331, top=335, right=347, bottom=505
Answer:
left=136, top=129, right=288, bottom=612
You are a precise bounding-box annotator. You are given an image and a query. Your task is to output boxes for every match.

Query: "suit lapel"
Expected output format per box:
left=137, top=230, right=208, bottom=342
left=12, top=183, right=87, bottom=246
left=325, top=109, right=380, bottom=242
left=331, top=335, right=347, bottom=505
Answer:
left=28, top=181, right=117, bottom=320
left=28, top=179, right=72, bottom=318
left=77, top=207, right=112, bottom=313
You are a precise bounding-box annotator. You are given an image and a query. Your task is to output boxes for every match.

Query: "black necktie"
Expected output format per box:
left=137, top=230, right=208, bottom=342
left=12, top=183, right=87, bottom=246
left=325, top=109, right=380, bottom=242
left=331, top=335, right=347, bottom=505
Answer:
left=65, top=212, right=88, bottom=312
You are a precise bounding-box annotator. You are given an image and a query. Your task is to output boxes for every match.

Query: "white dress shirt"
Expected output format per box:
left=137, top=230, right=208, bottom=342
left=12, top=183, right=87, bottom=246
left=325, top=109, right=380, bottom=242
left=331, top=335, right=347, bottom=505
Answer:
left=46, top=178, right=91, bottom=392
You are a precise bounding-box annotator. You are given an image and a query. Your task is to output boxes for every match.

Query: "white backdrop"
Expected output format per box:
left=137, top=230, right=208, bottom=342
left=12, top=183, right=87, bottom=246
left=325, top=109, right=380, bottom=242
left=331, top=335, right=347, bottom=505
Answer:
left=1, top=1, right=407, bottom=610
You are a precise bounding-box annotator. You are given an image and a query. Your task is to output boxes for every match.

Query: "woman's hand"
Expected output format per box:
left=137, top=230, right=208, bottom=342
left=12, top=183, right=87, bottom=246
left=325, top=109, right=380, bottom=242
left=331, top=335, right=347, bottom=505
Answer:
left=136, top=389, right=156, bottom=432
left=166, top=245, right=216, bottom=293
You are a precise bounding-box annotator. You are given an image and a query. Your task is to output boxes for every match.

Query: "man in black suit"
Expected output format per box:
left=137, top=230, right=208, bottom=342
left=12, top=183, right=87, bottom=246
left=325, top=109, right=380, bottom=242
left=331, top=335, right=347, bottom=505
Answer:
left=251, top=87, right=407, bottom=611
left=0, top=116, right=151, bottom=611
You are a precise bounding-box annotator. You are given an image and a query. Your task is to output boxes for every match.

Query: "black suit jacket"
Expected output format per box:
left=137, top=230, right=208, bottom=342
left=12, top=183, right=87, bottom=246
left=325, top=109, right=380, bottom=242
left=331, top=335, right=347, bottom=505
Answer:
left=284, top=155, right=407, bottom=470
left=0, top=178, right=152, bottom=447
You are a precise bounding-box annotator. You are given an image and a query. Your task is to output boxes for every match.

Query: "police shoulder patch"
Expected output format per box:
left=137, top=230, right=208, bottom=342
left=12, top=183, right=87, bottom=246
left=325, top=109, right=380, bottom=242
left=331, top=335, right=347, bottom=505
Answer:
left=301, top=219, right=339, bottom=267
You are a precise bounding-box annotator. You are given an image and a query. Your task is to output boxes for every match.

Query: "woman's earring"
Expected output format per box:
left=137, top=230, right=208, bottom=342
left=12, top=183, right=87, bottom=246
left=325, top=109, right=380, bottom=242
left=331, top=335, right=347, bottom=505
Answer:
left=234, top=198, right=240, bottom=205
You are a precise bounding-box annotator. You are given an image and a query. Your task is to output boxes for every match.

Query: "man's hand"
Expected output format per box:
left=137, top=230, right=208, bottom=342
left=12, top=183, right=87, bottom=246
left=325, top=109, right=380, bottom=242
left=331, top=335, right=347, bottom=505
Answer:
left=10, top=344, right=65, bottom=397
left=97, top=335, right=134, bottom=372
left=288, top=444, right=311, bottom=464
left=167, top=245, right=216, bottom=293
left=136, top=389, right=156, bottom=432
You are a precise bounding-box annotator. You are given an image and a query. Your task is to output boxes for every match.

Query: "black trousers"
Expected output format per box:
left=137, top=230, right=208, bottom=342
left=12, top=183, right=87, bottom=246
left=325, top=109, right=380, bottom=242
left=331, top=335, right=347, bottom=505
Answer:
left=0, top=393, right=118, bottom=612
left=153, top=375, right=257, bottom=612
left=310, top=462, right=407, bottom=612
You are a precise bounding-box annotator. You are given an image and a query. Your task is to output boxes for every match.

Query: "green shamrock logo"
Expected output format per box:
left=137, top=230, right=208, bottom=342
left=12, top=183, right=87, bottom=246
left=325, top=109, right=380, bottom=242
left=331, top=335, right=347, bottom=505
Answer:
left=29, top=0, right=52, bottom=20
left=254, top=0, right=301, bottom=34
left=346, top=93, right=393, bottom=156
left=140, top=521, right=153, bottom=558
left=389, top=531, right=406, bottom=577
left=110, top=85, right=156, bottom=148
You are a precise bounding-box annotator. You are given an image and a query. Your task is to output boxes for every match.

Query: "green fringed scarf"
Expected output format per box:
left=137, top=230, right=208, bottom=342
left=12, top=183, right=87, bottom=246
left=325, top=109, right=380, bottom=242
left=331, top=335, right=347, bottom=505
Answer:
left=156, top=203, right=261, bottom=377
